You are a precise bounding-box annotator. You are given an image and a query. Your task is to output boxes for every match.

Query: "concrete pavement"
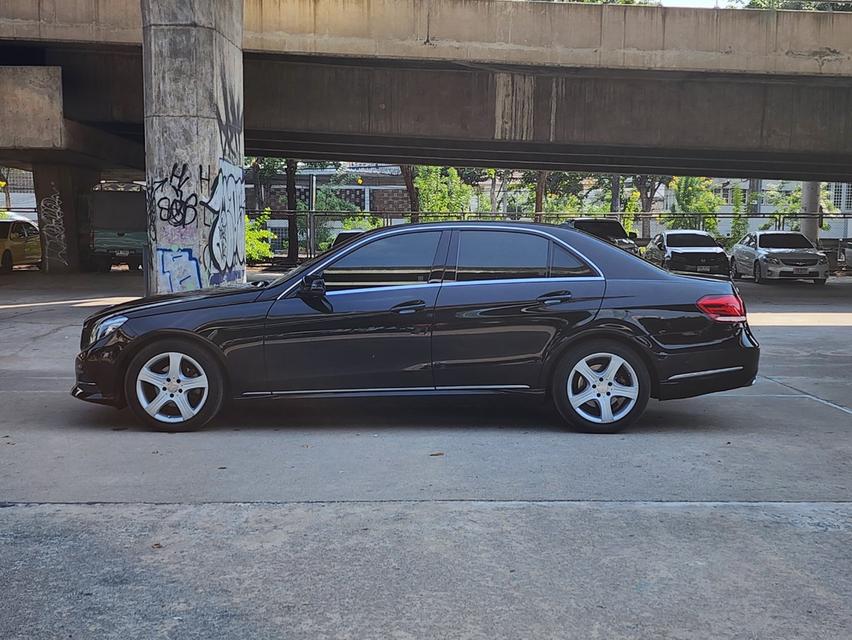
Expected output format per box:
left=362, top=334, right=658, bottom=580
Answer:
left=1, top=270, right=850, bottom=639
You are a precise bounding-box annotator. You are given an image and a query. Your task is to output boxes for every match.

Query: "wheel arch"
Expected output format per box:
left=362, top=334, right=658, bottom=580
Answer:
left=116, top=329, right=232, bottom=405
left=540, top=327, right=661, bottom=399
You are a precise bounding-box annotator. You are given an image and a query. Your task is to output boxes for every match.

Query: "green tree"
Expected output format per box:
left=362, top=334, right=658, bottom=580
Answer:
left=664, top=176, right=723, bottom=232
left=735, top=0, right=850, bottom=10
left=245, top=209, right=275, bottom=263
left=414, top=166, right=474, bottom=214
left=728, top=185, right=750, bottom=248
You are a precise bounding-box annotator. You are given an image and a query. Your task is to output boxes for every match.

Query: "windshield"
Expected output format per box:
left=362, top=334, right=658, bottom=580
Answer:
left=759, top=233, right=813, bottom=249
left=667, top=233, right=717, bottom=248
left=573, top=220, right=627, bottom=239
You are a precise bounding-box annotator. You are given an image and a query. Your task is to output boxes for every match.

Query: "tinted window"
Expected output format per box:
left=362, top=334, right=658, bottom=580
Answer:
left=759, top=233, right=813, bottom=249
left=0, top=223, right=9, bottom=240
left=573, top=220, right=627, bottom=239
left=322, top=231, right=441, bottom=291
left=667, top=233, right=717, bottom=248
left=456, top=231, right=548, bottom=281
left=551, top=244, right=595, bottom=277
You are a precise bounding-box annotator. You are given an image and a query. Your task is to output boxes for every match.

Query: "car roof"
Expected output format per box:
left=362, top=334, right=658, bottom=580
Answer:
left=757, top=230, right=805, bottom=235
left=664, top=229, right=711, bottom=235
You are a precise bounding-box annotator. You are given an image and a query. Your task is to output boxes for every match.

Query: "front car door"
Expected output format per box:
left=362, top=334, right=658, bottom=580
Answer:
left=431, top=228, right=605, bottom=390
left=8, top=223, right=27, bottom=263
left=24, top=223, right=41, bottom=264
left=736, top=234, right=756, bottom=270
left=263, top=229, right=448, bottom=393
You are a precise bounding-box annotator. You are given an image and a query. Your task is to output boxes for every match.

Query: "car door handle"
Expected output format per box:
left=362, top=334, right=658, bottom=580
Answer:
left=391, top=300, right=427, bottom=315
left=537, top=291, right=573, bottom=305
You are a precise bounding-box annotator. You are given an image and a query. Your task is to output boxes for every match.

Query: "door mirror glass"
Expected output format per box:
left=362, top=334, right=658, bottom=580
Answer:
left=628, top=232, right=638, bottom=241
left=300, top=275, right=326, bottom=297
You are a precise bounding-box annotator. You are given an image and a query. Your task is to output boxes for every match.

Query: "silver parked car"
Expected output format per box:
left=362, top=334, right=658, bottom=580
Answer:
left=730, top=231, right=829, bottom=285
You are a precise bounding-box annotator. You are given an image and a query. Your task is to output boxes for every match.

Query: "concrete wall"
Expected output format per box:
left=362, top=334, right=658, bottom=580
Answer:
left=0, top=66, right=64, bottom=149
left=3, top=0, right=852, bottom=77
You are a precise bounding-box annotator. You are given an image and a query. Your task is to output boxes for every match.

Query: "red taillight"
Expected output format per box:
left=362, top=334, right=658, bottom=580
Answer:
left=696, top=294, right=747, bottom=323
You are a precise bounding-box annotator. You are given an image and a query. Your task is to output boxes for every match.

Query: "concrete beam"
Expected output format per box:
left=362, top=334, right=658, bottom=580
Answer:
left=3, top=1, right=852, bottom=78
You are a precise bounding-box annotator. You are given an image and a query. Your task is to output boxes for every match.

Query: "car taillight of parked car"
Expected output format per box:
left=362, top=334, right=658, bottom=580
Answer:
left=696, top=294, right=747, bottom=323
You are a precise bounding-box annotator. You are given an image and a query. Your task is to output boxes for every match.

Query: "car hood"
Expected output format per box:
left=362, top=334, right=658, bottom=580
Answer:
left=759, top=248, right=822, bottom=259
left=668, top=246, right=726, bottom=254
left=86, top=284, right=263, bottom=323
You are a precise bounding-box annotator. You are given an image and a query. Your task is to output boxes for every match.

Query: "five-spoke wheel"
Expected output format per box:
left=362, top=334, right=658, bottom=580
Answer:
left=125, top=339, right=223, bottom=431
left=552, top=340, right=650, bottom=433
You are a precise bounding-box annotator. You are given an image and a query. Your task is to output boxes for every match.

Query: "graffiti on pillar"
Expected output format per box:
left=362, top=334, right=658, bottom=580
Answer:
left=39, top=183, right=68, bottom=267
left=151, top=163, right=199, bottom=228
left=156, top=247, right=202, bottom=293
left=202, top=158, right=245, bottom=286
left=216, top=70, right=243, bottom=161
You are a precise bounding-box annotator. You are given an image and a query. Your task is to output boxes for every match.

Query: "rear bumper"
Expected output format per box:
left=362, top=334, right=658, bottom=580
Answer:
left=654, top=324, right=760, bottom=401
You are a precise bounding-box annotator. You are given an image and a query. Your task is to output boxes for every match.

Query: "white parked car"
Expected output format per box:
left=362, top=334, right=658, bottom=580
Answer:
left=730, top=231, right=829, bottom=285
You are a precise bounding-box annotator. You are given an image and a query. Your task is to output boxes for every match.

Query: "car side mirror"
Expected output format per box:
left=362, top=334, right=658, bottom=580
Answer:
left=628, top=232, right=638, bottom=241
left=300, top=275, right=326, bottom=297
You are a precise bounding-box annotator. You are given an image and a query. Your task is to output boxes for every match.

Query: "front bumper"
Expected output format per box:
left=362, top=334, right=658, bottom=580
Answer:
left=71, top=336, right=130, bottom=408
left=762, top=263, right=828, bottom=280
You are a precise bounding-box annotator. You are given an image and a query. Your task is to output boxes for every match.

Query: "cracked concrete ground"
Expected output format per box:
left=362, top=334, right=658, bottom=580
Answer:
left=1, top=271, right=850, bottom=639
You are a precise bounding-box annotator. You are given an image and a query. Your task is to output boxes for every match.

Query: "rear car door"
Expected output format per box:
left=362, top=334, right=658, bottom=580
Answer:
left=263, top=229, right=448, bottom=393
left=431, top=229, right=606, bottom=390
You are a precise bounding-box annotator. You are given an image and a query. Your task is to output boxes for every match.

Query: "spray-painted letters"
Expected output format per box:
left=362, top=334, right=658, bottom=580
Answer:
left=156, top=247, right=202, bottom=293
left=151, top=163, right=198, bottom=228
left=203, top=158, right=245, bottom=286
left=39, top=183, right=68, bottom=268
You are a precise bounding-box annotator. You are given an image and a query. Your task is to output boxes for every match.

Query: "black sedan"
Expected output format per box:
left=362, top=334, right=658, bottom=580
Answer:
left=73, top=222, right=759, bottom=433
left=645, top=230, right=730, bottom=276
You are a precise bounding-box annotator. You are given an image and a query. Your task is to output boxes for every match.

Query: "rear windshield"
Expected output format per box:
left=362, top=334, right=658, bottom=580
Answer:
left=573, top=220, right=627, bottom=239
left=0, top=222, right=9, bottom=240
left=759, top=233, right=813, bottom=249
left=667, top=233, right=717, bottom=248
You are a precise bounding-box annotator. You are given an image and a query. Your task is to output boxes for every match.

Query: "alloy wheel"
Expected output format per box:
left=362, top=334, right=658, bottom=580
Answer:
left=567, top=352, right=639, bottom=424
left=135, top=351, right=209, bottom=423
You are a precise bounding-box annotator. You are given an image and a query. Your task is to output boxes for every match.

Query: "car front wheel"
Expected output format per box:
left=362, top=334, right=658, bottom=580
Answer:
left=551, top=340, right=651, bottom=434
left=124, top=339, right=224, bottom=431
left=753, top=262, right=765, bottom=284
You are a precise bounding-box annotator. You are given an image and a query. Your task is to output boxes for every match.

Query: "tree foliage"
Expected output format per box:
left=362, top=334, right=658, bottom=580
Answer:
left=414, top=166, right=474, bottom=213
left=245, top=209, right=276, bottom=263
left=664, top=176, right=723, bottom=233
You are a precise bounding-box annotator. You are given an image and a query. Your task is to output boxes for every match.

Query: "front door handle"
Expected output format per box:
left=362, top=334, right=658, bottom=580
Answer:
left=391, top=299, right=427, bottom=315
left=537, top=291, right=573, bottom=305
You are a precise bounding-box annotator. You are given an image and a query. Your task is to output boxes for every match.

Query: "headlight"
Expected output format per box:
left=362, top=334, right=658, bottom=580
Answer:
left=89, top=315, right=127, bottom=347
left=817, top=255, right=828, bottom=265
left=764, top=256, right=782, bottom=265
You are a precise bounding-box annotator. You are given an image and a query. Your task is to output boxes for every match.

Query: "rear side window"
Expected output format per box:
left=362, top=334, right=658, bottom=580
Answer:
left=456, top=231, right=548, bottom=281
left=323, top=231, right=442, bottom=291
left=551, top=244, right=596, bottom=277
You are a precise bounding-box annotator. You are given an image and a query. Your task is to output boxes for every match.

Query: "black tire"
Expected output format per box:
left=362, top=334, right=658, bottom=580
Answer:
left=0, top=251, right=11, bottom=273
left=753, top=262, right=765, bottom=284
left=124, top=338, right=225, bottom=432
left=813, top=278, right=827, bottom=286
left=96, top=257, right=113, bottom=273
left=551, top=339, right=651, bottom=434
left=127, top=258, right=141, bottom=271
left=730, top=259, right=741, bottom=280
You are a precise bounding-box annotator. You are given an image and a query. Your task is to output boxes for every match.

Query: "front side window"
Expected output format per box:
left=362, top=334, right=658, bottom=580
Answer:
left=456, top=231, right=548, bottom=282
left=322, top=231, right=442, bottom=292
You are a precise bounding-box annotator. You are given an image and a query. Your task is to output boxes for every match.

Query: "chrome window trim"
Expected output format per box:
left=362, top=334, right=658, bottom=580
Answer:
left=325, top=282, right=441, bottom=297
left=275, top=224, right=605, bottom=300
left=442, top=276, right=603, bottom=288
left=666, top=366, right=744, bottom=381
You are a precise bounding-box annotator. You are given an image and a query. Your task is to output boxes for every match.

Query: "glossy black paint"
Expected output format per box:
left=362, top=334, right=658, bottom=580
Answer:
left=72, top=222, right=759, bottom=410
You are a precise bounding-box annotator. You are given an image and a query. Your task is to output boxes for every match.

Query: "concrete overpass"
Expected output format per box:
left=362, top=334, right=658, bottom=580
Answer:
left=2, top=0, right=852, bottom=286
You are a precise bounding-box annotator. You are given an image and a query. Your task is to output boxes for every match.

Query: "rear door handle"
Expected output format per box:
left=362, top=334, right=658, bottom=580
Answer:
left=391, top=299, right=427, bottom=315
left=537, top=291, right=573, bottom=305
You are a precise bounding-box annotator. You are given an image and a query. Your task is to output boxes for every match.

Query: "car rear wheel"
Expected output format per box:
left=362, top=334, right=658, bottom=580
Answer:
left=124, top=339, right=224, bottom=432
left=753, top=262, right=765, bottom=284
left=551, top=340, right=651, bottom=434
left=0, top=251, right=11, bottom=273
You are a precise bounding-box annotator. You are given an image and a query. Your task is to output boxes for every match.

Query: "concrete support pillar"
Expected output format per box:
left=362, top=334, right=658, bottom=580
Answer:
left=32, top=164, right=98, bottom=273
left=801, top=181, right=820, bottom=244
left=141, top=0, right=245, bottom=295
